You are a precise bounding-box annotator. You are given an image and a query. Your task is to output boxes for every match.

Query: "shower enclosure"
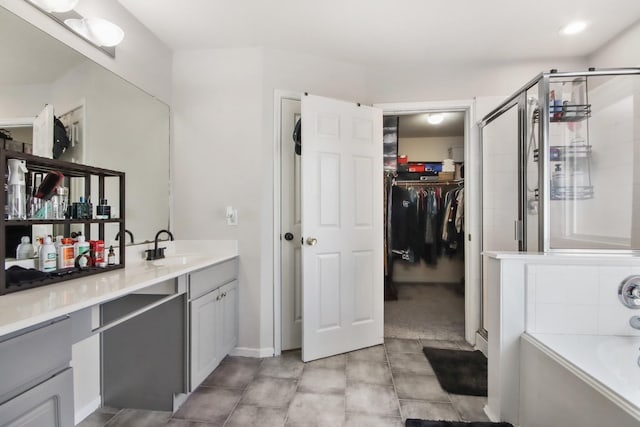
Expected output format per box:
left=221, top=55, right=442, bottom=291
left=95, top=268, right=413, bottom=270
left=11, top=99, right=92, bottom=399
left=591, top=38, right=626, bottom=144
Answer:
left=479, top=68, right=640, bottom=334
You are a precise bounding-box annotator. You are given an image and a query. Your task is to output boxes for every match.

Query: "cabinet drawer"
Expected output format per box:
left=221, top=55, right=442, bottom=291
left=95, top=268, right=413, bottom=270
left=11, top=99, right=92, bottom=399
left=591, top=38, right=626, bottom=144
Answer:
left=189, top=258, right=238, bottom=299
left=0, top=367, right=73, bottom=427
left=0, top=318, right=71, bottom=404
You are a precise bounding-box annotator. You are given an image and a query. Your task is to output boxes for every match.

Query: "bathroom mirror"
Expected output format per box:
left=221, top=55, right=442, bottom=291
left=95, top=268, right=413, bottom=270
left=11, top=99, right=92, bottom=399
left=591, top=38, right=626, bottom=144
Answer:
left=0, top=6, right=170, bottom=245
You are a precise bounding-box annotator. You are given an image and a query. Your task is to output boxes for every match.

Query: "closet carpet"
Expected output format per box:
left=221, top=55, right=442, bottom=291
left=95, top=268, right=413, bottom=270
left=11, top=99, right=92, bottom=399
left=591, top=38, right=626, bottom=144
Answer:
left=384, top=282, right=465, bottom=341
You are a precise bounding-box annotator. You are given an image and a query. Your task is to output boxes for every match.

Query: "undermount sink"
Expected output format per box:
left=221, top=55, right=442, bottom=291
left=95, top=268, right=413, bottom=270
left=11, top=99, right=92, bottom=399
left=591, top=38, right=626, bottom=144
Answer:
left=150, top=254, right=204, bottom=267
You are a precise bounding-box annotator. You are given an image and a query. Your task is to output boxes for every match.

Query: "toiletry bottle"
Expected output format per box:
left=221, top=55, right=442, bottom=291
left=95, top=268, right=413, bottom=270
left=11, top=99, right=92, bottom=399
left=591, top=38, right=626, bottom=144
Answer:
left=16, top=236, right=35, bottom=259
left=54, top=235, right=64, bottom=251
left=57, top=186, right=68, bottom=219
left=74, top=235, right=90, bottom=259
left=58, top=238, right=75, bottom=269
left=107, top=246, right=116, bottom=265
left=96, top=199, right=111, bottom=219
left=39, top=236, right=57, bottom=272
left=7, top=159, right=28, bottom=220
left=90, top=240, right=106, bottom=267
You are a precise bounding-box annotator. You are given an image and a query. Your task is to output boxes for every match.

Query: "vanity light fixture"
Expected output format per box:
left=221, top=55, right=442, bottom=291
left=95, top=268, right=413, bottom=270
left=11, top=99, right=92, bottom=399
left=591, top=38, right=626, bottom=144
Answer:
left=560, top=21, right=587, bottom=36
left=23, top=0, right=124, bottom=56
left=28, top=0, right=78, bottom=13
left=64, top=17, right=125, bottom=47
left=427, top=113, right=444, bottom=125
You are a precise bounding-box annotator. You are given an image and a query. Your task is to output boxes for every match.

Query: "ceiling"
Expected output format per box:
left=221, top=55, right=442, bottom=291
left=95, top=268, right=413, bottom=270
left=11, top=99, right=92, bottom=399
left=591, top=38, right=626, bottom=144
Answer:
left=398, top=112, right=464, bottom=138
left=117, top=0, right=640, bottom=66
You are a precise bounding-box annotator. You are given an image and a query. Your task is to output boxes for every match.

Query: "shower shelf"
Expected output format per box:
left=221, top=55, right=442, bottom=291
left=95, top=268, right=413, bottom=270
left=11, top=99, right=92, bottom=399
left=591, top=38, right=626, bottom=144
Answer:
left=549, top=104, right=591, bottom=123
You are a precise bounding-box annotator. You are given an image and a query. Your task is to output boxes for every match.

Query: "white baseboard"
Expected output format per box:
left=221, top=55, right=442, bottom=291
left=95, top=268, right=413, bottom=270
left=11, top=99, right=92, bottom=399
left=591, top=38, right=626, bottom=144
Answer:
left=475, top=331, right=488, bottom=357
left=230, top=346, right=275, bottom=358
left=75, top=396, right=101, bottom=425
left=484, top=404, right=499, bottom=422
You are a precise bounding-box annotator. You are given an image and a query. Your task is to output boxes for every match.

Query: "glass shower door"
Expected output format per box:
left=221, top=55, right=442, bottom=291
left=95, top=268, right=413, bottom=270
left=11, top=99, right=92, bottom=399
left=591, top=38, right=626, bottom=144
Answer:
left=481, top=104, right=521, bottom=334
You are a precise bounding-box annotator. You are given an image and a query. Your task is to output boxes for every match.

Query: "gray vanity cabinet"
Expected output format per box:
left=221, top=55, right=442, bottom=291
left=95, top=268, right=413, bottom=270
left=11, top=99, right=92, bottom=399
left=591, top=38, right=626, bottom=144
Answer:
left=189, top=258, right=238, bottom=390
left=0, top=318, right=74, bottom=427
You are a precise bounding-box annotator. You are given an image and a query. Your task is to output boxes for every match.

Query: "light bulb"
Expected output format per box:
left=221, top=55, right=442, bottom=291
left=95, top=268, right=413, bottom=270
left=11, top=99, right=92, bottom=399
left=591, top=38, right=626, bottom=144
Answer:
left=560, top=21, right=587, bottom=36
left=427, top=114, right=444, bottom=125
left=65, top=17, right=125, bottom=47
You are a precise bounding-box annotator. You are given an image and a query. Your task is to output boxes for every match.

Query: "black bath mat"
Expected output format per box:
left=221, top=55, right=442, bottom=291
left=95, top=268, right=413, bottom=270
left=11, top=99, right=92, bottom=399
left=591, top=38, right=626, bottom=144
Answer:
left=422, top=347, right=487, bottom=396
left=406, top=420, right=513, bottom=427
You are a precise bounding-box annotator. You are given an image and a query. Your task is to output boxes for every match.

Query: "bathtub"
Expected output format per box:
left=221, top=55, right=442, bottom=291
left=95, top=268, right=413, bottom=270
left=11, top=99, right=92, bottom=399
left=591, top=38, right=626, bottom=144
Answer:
left=519, top=333, right=640, bottom=427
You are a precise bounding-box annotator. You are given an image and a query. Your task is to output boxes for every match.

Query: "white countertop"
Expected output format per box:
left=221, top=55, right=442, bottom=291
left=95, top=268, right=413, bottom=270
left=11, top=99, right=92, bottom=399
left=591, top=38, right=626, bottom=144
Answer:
left=484, top=250, right=640, bottom=265
left=0, top=240, right=238, bottom=337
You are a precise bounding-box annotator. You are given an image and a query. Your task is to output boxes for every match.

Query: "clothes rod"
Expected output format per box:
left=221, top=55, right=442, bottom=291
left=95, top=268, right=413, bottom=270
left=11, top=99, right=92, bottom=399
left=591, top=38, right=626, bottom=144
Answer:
left=394, top=180, right=463, bottom=186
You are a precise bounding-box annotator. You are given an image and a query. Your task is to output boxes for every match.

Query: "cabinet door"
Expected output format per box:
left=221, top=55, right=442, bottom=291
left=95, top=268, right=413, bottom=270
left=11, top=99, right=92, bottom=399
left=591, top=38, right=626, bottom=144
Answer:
left=0, top=368, right=73, bottom=427
left=216, top=280, right=238, bottom=359
left=190, top=289, right=220, bottom=390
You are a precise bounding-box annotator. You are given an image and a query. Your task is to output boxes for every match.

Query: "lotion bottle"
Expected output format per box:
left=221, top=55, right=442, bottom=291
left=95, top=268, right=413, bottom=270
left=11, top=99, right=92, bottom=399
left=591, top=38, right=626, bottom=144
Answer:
left=39, top=236, right=57, bottom=272
left=74, top=235, right=90, bottom=259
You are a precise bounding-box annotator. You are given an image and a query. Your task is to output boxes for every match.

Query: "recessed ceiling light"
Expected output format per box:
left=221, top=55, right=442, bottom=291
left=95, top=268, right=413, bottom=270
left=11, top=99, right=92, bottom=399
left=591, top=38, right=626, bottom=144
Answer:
left=427, top=114, right=444, bottom=125
left=560, top=21, right=587, bottom=36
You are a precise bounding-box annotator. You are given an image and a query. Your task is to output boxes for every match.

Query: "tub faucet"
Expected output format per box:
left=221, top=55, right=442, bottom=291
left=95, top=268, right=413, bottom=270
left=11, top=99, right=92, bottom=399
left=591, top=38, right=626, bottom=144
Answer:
left=145, top=229, right=174, bottom=261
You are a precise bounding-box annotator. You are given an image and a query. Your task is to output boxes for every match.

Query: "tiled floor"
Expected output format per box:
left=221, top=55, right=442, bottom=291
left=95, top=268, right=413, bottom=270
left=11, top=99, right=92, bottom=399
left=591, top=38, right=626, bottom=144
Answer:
left=79, top=338, right=489, bottom=427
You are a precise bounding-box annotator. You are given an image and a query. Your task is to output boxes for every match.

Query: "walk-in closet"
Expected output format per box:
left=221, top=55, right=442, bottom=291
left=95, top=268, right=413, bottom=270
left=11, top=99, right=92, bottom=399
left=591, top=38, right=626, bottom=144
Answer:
left=383, top=112, right=466, bottom=341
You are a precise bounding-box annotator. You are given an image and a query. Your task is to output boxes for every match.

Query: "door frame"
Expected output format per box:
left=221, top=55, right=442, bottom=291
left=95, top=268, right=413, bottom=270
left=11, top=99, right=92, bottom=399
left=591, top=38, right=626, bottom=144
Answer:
left=375, top=99, right=480, bottom=344
left=273, top=90, right=303, bottom=356
left=273, top=93, right=481, bottom=355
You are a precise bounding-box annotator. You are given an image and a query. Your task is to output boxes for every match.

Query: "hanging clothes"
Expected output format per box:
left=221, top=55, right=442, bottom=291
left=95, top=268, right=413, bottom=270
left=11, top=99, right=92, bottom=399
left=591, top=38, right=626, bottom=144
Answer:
left=390, top=185, right=420, bottom=262
left=420, top=188, right=440, bottom=265
left=441, top=186, right=464, bottom=257
left=386, top=179, right=464, bottom=265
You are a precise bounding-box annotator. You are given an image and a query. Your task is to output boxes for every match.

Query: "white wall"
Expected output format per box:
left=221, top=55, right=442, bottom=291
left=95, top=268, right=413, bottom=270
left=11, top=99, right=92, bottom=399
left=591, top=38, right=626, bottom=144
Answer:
left=366, top=58, right=587, bottom=104
left=0, top=84, right=51, bottom=117
left=172, top=47, right=264, bottom=354
left=172, top=47, right=369, bottom=355
left=588, top=20, right=640, bottom=68
left=398, top=136, right=463, bottom=162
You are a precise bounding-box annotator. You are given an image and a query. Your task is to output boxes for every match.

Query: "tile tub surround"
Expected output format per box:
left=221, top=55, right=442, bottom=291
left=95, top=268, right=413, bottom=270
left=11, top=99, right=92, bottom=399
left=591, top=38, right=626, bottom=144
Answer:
left=78, top=338, right=488, bottom=427
left=484, top=252, right=640, bottom=425
left=525, top=263, right=640, bottom=336
left=0, top=240, right=238, bottom=337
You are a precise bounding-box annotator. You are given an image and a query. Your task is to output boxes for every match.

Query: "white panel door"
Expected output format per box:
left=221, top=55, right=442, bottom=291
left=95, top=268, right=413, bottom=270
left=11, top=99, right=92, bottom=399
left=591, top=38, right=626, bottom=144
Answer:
left=32, top=104, right=54, bottom=158
left=301, top=94, right=383, bottom=362
left=281, top=98, right=303, bottom=351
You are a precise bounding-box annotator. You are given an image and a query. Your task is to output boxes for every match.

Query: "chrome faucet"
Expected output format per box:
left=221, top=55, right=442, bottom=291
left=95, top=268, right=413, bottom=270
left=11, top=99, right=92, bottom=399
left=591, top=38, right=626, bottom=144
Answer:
left=145, top=229, right=174, bottom=261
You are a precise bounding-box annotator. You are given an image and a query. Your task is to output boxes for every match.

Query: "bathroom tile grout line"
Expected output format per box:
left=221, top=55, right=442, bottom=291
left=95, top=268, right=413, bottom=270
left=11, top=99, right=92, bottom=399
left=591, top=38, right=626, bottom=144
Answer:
left=383, top=342, right=406, bottom=422
left=92, top=339, right=479, bottom=426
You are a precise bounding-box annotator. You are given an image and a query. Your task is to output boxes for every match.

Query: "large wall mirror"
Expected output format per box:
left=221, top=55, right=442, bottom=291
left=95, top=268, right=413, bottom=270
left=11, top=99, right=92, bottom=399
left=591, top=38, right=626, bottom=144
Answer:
left=0, top=5, right=170, bottom=247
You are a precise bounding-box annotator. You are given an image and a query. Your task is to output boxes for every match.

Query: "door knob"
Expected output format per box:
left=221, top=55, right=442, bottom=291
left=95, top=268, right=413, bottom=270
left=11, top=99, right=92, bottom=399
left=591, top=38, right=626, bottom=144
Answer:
left=306, top=237, right=318, bottom=246
left=284, top=232, right=294, bottom=241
